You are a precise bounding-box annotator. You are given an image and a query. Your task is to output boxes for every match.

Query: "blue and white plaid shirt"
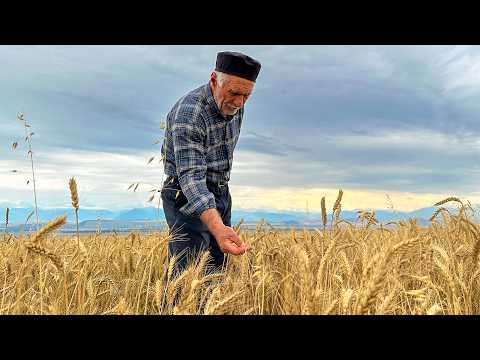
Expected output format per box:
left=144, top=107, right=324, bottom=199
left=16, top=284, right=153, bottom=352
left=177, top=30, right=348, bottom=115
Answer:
left=162, top=83, right=243, bottom=218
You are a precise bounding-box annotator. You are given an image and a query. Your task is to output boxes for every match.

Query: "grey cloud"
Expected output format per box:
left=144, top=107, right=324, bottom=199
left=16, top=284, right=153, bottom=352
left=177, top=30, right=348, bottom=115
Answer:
left=237, top=131, right=310, bottom=156
left=2, top=45, right=480, bottom=205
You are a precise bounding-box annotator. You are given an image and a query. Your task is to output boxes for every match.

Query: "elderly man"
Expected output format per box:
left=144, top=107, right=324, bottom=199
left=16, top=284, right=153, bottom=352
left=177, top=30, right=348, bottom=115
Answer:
left=161, top=51, right=261, bottom=274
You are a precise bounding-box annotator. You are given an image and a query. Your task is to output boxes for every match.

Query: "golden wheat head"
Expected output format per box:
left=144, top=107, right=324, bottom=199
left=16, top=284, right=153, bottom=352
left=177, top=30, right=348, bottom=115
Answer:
left=25, top=242, right=63, bottom=270
left=333, top=189, right=343, bottom=212
left=69, top=177, right=79, bottom=211
left=434, top=197, right=462, bottom=207
left=321, top=197, right=327, bottom=227
left=31, top=215, right=67, bottom=244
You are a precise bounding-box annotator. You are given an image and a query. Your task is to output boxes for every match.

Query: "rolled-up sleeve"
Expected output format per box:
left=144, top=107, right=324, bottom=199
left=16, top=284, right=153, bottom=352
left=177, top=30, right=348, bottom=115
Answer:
left=171, top=112, right=216, bottom=218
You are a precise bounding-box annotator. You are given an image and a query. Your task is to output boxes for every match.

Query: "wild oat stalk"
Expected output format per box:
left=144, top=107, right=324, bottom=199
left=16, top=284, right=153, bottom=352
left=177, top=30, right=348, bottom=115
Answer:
left=17, top=112, right=40, bottom=231
left=69, top=177, right=80, bottom=249
left=155, top=119, right=168, bottom=223
left=126, top=120, right=168, bottom=227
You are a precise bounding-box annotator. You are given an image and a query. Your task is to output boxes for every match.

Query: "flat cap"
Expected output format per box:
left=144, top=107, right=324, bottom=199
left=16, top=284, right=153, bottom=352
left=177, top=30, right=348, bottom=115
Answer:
left=215, top=51, right=261, bottom=82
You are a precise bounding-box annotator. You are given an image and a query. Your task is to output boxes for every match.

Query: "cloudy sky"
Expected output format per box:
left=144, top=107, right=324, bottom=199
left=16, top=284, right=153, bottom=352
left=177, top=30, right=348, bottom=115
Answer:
left=2, top=45, right=480, bottom=212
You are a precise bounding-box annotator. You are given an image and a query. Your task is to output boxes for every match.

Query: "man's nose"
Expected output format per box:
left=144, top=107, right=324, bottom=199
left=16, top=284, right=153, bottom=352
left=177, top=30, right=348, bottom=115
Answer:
left=233, top=96, right=245, bottom=108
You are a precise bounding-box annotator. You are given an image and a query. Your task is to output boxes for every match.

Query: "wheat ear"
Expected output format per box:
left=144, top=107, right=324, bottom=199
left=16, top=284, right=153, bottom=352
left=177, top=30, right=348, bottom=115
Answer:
left=356, top=236, right=425, bottom=314
left=332, top=189, right=343, bottom=223
left=25, top=242, right=63, bottom=270
left=321, top=197, right=327, bottom=230
left=434, top=197, right=462, bottom=207
left=30, top=215, right=67, bottom=244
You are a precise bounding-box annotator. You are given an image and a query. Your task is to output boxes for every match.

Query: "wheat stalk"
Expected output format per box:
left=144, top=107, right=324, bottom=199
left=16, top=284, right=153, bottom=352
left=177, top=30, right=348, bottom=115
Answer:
left=234, top=218, right=244, bottom=235
left=69, top=177, right=80, bottom=249
left=429, top=207, right=449, bottom=222
left=69, top=178, right=79, bottom=211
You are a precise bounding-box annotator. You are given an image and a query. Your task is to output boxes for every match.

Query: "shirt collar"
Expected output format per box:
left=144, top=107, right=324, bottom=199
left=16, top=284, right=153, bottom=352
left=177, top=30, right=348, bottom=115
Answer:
left=205, top=83, right=235, bottom=122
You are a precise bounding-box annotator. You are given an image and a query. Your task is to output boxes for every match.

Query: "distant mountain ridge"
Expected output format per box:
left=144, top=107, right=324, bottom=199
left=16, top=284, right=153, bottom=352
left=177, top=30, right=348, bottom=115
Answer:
left=0, top=204, right=466, bottom=232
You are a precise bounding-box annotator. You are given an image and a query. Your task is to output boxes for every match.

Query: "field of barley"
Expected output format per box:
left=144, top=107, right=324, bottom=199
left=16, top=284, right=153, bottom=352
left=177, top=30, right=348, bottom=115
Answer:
left=1, top=194, right=478, bottom=315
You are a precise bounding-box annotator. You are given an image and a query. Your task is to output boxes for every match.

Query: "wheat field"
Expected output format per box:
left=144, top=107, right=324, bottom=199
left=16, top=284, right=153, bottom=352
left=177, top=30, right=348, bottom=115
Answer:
left=1, top=195, right=479, bottom=315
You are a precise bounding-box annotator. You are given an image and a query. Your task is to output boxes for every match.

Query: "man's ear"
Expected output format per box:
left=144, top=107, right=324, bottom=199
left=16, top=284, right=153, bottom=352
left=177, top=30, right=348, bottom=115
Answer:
left=210, top=71, right=217, bottom=87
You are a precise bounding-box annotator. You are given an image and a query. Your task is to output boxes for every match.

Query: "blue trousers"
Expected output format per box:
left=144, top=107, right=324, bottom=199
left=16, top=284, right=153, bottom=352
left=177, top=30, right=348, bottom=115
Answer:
left=161, top=176, right=231, bottom=276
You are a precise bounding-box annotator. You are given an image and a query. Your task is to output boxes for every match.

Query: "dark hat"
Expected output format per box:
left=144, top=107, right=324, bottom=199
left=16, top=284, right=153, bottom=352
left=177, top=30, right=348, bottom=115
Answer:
left=215, top=51, right=261, bottom=82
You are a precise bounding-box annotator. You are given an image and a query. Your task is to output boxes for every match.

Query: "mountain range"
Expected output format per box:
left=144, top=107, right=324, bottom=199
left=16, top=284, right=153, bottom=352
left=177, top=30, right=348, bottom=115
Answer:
left=0, top=203, right=467, bottom=233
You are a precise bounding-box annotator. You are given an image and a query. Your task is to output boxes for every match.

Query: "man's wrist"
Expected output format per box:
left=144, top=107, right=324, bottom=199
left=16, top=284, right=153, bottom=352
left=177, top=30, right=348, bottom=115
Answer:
left=209, top=223, right=224, bottom=237
left=200, top=208, right=224, bottom=236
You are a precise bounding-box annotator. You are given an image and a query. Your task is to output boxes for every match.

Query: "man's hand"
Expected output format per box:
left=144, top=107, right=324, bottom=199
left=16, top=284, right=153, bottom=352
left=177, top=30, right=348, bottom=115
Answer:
left=212, top=225, right=251, bottom=255
left=200, top=208, right=251, bottom=255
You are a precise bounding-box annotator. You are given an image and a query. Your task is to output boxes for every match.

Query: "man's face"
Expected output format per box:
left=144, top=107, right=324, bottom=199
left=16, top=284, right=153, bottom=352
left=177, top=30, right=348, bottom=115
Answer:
left=211, top=72, right=255, bottom=117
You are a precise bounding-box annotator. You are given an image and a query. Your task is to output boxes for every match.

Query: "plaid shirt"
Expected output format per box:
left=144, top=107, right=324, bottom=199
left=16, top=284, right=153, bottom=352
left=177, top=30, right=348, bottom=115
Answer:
left=162, top=83, right=243, bottom=218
